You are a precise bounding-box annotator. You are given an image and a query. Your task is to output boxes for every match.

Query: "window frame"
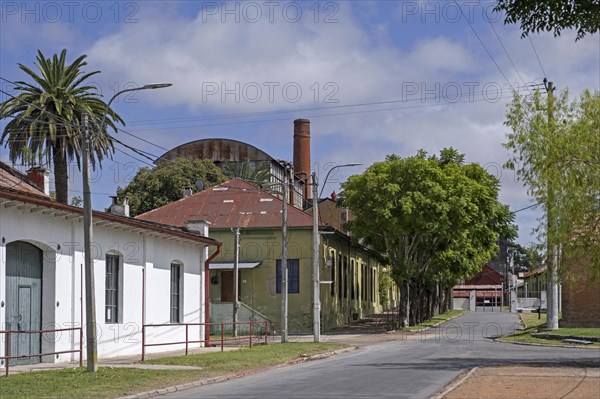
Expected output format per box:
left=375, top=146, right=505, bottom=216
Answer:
left=170, top=263, right=182, bottom=323
left=276, top=259, right=300, bottom=294
left=105, top=254, right=121, bottom=324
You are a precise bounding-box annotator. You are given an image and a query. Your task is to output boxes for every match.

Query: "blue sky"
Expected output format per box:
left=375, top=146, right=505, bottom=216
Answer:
left=1, top=1, right=599, bottom=247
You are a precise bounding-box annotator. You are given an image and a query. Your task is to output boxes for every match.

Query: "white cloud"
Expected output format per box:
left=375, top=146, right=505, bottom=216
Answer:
left=4, top=1, right=597, bottom=246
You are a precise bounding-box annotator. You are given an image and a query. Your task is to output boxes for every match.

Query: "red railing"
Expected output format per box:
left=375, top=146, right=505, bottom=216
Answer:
left=0, top=327, right=83, bottom=377
left=141, top=320, right=269, bottom=361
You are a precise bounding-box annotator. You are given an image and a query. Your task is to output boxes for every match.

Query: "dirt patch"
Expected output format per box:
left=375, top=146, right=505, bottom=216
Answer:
left=443, top=364, right=600, bottom=399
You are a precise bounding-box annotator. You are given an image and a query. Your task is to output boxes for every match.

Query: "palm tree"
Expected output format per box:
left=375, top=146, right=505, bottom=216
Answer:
left=0, top=49, right=123, bottom=203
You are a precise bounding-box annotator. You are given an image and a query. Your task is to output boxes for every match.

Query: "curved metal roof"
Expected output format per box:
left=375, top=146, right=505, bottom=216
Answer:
left=156, top=138, right=278, bottom=164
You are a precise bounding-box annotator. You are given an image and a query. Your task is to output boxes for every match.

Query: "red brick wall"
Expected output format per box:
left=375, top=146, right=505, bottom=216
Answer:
left=561, top=258, right=600, bottom=328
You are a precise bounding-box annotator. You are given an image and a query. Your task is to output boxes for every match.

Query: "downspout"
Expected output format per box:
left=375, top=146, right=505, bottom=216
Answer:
left=204, top=243, right=222, bottom=347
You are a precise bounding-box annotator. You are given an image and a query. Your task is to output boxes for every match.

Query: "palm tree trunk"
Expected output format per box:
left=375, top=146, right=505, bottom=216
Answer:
left=52, top=145, right=69, bottom=203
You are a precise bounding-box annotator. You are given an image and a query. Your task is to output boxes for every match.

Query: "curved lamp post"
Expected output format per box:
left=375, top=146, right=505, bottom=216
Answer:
left=312, top=163, right=361, bottom=342
left=83, top=83, right=171, bottom=372
left=318, top=163, right=362, bottom=199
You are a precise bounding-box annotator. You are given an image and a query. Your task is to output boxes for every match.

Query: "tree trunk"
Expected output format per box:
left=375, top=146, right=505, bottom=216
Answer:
left=399, top=280, right=410, bottom=328
left=409, top=280, right=418, bottom=326
left=52, top=145, right=69, bottom=203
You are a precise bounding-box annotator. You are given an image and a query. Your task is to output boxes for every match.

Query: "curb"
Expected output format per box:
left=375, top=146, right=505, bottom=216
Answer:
left=117, top=346, right=358, bottom=399
left=430, top=366, right=479, bottom=399
left=406, top=311, right=466, bottom=334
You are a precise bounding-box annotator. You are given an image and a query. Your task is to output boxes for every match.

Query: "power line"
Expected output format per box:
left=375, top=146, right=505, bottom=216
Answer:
left=479, top=0, right=527, bottom=87
left=528, top=36, right=547, bottom=78
left=124, top=85, right=531, bottom=127
left=453, top=0, right=513, bottom=88
left=120, top=92, right=527, bottom=134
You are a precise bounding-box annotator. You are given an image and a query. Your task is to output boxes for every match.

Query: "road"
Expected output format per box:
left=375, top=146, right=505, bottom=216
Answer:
left=161, top=311, right=600, bottom=399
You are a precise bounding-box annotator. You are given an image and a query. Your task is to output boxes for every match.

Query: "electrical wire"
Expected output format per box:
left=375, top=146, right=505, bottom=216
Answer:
left=528, top=36, right=547, bottom=78
left=479, top=0, right=527, bottom=87
left=453, top=0, right=513, bottom=88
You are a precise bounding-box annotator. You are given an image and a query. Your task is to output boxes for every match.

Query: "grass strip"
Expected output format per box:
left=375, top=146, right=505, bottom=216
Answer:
left=498, top=313, right=600, bottom=348
left=0, top=342, right=348, bottom=399
left=407, top=310, right=464, bottom=332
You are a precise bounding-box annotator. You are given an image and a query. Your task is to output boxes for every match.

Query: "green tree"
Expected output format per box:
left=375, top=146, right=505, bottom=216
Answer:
left=342, top=149, right=515, bottom=326
left=117, top=158, right=226, bottom=216
left=504, top=89, right=600, bottom=284
left=0, top=49, right=123, bottom=203
left=220, top=160, right=272, bottom=185
left=494, top=0, right=600, bottom=40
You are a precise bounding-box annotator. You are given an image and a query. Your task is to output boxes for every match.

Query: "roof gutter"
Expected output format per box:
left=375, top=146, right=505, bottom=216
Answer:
left=204, top=242, right=222, bottom=347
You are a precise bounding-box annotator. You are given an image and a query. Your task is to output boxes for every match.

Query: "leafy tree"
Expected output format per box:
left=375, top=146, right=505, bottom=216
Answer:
left=494, top=0, right=600, bottom=40
left=0, top=49, right=123, bottom=203
left=220, top=159, right=273, bottom=188
left=117, top=158, right=226, bottom=216
left=342, top=149, right=515, bottom=326
left=503, top=88, right=600, bottom=320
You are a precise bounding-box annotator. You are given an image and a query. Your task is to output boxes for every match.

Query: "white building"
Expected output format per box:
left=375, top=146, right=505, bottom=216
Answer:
left=0, top=163, right=221, bottom=367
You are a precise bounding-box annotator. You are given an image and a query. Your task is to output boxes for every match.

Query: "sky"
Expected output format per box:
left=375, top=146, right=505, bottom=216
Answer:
left=1, top=0, right=599, bottom=248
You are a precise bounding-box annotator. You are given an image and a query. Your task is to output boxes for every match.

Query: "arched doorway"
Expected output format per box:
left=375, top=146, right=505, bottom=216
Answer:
left=5, top=241, right=43, bottom=365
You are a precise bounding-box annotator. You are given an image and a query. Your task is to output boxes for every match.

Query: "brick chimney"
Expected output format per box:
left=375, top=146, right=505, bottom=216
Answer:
left=293, top=118, right=311, bottom=200
left=26, top=167, right=50, bottom=196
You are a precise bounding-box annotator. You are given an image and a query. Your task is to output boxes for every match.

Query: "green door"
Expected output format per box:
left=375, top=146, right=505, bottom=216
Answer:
left=5, top=241, right=43, bottom=365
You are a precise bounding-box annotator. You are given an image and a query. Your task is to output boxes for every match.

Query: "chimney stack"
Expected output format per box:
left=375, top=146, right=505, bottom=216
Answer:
left=293, top=118, right=311, bottom=200
left=26, top=167, right=50, bottom=196
left=109, top=196, right=130, bottom=217
left=186, top=219, right=211, bottom=237
left=183, top=187, right=194, bottom=198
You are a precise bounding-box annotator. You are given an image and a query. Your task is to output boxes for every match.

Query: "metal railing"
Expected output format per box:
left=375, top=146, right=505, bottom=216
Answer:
left=0, top=327, right=83, bottom=377
left=141, top=320, right=269, bottom=361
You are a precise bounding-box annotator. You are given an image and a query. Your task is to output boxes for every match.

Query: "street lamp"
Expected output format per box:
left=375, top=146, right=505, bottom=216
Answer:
left=82, top=83, right=171, bottom=371
left=318, top=163, right=362, bottom=199
left=312, top=163, right=362, bottom=342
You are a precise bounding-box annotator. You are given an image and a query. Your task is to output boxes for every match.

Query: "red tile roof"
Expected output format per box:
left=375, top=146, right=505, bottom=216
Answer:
left=137, top=178, right=318, bottom=229
left=0, top=162, right=47, bottom=196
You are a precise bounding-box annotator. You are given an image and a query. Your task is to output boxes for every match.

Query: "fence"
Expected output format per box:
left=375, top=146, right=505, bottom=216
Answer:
left=142, top=320, right=269, bottom=361
left=0, top=327, right=83, bottom=377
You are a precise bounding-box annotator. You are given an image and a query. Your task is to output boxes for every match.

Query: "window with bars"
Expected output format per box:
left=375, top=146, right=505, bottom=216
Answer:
left=105, top=254, right=120, bottom=324
left=170, top=263, right=181, bottom=323
left=276, top=259, right=300, bottom=293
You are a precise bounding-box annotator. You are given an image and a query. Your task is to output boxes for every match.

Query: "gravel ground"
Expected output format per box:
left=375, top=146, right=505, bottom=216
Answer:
left=443, top=364, right=600, bottom=399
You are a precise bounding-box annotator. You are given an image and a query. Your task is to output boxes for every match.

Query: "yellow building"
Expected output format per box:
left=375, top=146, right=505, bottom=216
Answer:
left=138, top=178, right=395, bottom=333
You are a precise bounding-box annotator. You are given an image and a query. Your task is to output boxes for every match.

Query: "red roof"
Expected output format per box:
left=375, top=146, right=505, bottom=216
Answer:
left=0, top=162, right=47, bottom=196
left=137, top=178, right=319, bottom=229
left=464, top=265, right=504, bottom=285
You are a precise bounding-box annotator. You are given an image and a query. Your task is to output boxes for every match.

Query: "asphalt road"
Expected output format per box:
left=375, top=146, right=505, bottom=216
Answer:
left=161, top=311, right=600, bottom=399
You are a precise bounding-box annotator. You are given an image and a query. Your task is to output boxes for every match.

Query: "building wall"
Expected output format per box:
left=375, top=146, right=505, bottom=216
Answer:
left=208, top=228, right=393, bottom=333
left=561, top=258, right=600, bottom=328
left=0, top=204, right=208, bottom=365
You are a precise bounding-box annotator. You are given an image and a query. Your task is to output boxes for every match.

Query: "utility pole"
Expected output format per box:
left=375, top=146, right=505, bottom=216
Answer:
left=233, top=227, right=240, bottom=337
left=311, top=172, right=321, bottom=342
left=545, top=79, right=559, bottom=330
left=281, top=168, right=289, bottom=343
left=82, top=113, right=98, bottom=371
left=81, top=83, right=171, bottom=371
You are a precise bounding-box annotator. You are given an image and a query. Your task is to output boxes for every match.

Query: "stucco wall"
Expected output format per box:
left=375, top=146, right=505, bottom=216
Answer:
left=208, top=228, right=391, bottom=333
left=0, top=204, right=208, bottom=365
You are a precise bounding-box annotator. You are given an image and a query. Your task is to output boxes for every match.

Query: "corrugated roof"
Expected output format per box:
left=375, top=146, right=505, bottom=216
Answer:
left=0, top=162, right=47, bottom=196
left=137, top=178, right=318, bottom=229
